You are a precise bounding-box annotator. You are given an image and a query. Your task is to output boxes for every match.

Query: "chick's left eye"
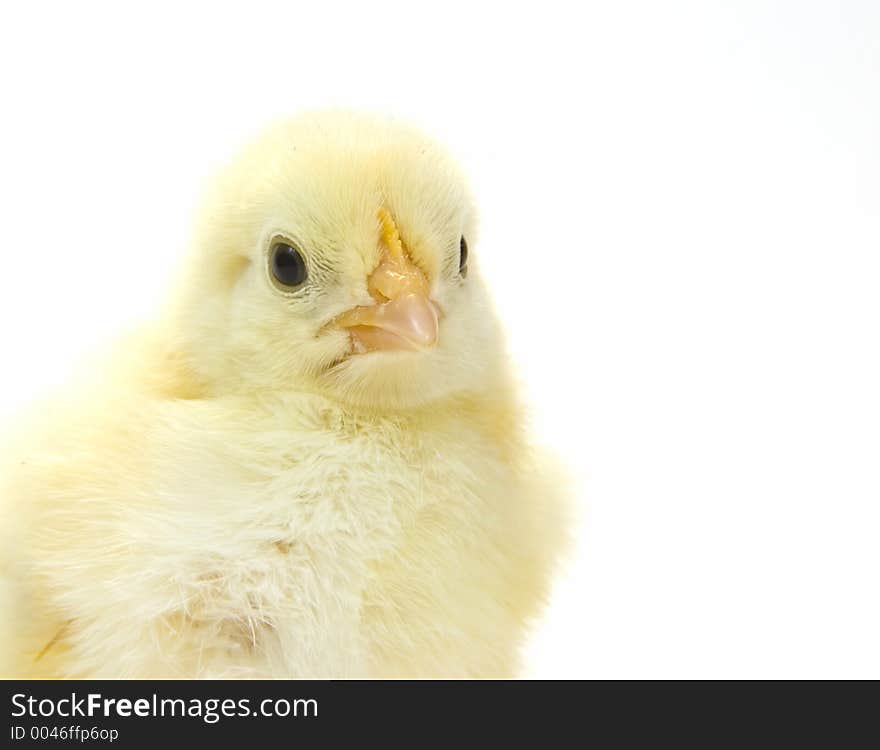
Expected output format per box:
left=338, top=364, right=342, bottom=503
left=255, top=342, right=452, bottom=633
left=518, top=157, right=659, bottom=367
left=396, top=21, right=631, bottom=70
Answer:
left=270, top=242, right=307, bottom=287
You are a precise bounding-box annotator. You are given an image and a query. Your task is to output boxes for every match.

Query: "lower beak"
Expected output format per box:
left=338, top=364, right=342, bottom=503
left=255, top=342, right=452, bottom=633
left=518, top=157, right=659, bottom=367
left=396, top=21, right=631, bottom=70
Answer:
left=337, top=291, right=440, bottom=353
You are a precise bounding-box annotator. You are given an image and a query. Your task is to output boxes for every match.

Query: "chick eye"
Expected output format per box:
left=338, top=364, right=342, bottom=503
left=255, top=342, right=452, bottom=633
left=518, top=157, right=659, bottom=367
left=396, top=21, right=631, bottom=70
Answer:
left=459, top=236, right=468, bottom=276
left=270, top=241, right=307, bottom=288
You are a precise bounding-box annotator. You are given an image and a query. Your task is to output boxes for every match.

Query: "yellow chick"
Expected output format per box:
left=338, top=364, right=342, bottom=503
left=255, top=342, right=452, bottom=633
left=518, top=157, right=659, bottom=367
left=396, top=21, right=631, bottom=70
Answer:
left=0, top=111, right=566, bottom=678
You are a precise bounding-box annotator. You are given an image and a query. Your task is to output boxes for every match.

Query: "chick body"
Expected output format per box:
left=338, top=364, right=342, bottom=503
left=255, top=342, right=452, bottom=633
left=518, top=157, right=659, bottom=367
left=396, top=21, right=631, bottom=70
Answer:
left=1, top=112, right=565, bottom=678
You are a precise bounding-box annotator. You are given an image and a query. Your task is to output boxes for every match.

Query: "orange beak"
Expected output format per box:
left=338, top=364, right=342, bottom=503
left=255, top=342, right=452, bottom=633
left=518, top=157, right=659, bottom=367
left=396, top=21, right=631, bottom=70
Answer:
left=336, top=209, right=440, bottom=353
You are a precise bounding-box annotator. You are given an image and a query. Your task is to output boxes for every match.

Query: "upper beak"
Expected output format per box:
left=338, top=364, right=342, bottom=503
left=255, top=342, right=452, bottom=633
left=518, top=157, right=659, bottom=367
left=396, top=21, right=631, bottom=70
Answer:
left=335, top=209, right=440, bottom=353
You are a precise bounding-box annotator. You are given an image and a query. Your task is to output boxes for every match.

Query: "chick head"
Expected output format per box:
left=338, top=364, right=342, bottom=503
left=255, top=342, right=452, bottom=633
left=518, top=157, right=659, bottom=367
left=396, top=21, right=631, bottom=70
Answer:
left=172, top=111, right=504, bottom=410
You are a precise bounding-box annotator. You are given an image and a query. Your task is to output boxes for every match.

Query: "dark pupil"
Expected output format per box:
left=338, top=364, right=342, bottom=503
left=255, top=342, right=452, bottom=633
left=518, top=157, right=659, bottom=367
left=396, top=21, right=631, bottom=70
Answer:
left=272, top=243, right=307, bottom=286
left=459, top=236, right=468, bottom=272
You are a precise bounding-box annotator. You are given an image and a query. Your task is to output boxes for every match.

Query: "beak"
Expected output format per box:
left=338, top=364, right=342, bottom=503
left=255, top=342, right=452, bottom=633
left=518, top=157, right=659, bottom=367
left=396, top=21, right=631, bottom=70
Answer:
left=335, top=209, right=440, bottom=353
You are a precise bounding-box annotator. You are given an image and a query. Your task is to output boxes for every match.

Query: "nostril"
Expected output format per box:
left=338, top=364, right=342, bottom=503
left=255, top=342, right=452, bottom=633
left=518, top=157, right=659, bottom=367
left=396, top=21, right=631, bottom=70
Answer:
left=365, top=207, right=432, bottom=302
left=368, top=259, right=414, bottom=300
left=367, top=274, right=392, bottom=303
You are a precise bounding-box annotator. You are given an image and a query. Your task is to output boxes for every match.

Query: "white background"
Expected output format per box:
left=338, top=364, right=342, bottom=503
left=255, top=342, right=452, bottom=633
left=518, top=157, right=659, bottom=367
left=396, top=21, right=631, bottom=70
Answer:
left=1, top=2, right=878, bottom=678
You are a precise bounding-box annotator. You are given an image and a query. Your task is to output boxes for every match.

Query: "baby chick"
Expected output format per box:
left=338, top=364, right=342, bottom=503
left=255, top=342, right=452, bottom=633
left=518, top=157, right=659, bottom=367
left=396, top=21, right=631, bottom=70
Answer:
left=0, top=111, right=566, bottom=678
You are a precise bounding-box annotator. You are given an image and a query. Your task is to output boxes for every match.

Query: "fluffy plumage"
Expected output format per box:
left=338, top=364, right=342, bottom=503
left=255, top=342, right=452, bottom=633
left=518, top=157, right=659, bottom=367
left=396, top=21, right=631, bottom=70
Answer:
left=0, top=111, right=566, bottom=678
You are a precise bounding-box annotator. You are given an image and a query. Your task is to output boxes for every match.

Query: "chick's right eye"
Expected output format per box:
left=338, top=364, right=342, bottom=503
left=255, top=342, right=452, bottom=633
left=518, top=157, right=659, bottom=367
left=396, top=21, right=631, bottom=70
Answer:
left=270, top=242, right=307, bottom=287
